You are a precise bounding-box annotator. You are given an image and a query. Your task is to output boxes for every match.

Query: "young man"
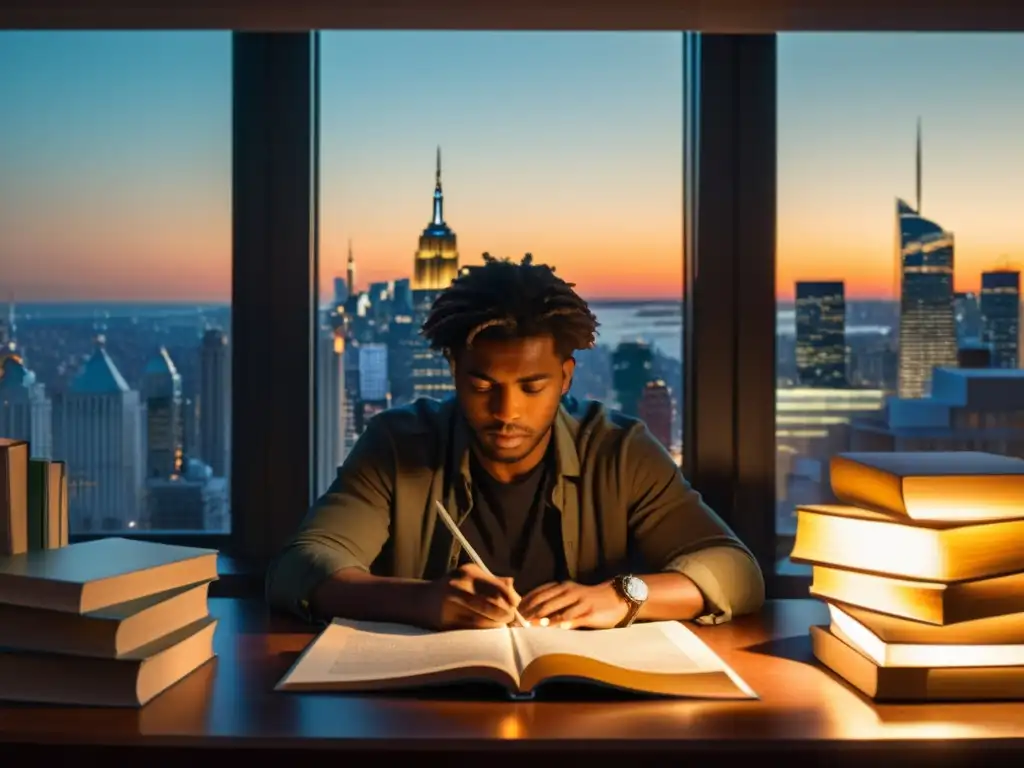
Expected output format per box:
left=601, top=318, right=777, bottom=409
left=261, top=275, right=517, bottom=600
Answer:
left=267, top=254, right=765, bottom=630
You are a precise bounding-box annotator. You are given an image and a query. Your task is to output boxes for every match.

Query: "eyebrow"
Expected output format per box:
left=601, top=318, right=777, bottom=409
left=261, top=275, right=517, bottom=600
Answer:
left=466, top=371, right=553, bottom=384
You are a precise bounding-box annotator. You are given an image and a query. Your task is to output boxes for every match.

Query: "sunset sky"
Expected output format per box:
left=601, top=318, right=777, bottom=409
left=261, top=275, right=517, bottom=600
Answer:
left=2, top=31, right=1024, bottom=302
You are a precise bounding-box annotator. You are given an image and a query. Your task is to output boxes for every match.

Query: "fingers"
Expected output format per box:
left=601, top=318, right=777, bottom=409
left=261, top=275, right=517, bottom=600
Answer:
left=448, top=578, right=517, bottom=625
left=449, top=593, right=515, bottom=627
left=456, top=565, right=521, bottom=607
left=520, top=581, right=569, bottom=618
left=546, top=601, right=592, bottom=626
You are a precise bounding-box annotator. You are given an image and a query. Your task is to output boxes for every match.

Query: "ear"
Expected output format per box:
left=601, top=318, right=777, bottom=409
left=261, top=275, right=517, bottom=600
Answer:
left=560, top=357, right=575, bottom=395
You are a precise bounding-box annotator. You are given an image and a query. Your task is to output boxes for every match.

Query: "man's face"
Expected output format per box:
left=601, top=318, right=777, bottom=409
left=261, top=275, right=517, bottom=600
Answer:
left=452, top=333, right=574, bottom=466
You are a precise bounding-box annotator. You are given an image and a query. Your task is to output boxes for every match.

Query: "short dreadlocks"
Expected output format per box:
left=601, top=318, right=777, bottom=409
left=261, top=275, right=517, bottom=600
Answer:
left=421, top=253, right=599, bottom=360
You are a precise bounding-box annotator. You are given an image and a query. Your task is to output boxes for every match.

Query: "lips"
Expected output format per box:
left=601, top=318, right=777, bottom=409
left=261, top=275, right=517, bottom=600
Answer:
left=490, top=433, right=528, bottom=449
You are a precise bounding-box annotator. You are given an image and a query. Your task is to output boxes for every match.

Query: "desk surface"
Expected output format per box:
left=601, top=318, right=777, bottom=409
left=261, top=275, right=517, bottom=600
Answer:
left=1, top=598, right=1023, bottom=756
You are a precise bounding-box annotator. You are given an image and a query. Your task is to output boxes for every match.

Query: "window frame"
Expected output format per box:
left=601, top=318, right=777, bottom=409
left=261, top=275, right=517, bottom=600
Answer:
left=684, top=33, right=783, bottom=594
left=70, top=32, right=319, bottom=573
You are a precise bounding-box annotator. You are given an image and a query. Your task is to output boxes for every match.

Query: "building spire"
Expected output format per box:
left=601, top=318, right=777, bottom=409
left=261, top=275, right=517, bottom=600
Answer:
left=915, top=116, right=922, bottom=214
left=346, top=238, right=356, bottom=293
left=431, top=145, right=445, bottom=226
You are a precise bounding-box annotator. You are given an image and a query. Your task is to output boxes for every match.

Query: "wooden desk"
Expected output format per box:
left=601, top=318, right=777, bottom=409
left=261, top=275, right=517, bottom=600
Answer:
left=1, top=598, right=1023, bottom=764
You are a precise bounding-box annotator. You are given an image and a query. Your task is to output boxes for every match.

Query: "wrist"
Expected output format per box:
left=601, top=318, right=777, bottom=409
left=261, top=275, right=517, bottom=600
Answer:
left=602, top=579, right=631, bottom=624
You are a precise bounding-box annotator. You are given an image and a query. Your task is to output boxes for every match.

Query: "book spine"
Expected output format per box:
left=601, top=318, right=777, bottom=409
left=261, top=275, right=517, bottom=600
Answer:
left=0, top=445, right=28, bottom=556
left=57, top=462, right=68, bottom=548
left=26, top=459, right=47, bottom=552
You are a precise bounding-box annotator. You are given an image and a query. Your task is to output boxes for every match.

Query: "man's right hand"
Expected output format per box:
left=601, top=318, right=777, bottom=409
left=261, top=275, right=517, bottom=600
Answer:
left=422, top=563, right=521, bottom=630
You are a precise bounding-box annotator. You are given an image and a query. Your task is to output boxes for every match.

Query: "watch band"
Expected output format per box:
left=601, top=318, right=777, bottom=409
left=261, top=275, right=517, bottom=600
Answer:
left=614, top=574, right=644, bottom=628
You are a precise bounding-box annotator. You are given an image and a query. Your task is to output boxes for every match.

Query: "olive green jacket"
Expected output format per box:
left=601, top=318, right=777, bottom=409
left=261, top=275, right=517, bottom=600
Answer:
left=266, top=398, right=765, bottom=624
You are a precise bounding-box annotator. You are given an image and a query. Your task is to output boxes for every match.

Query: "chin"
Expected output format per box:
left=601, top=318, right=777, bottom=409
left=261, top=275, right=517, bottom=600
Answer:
left=481, top=445, right=534, bottom=464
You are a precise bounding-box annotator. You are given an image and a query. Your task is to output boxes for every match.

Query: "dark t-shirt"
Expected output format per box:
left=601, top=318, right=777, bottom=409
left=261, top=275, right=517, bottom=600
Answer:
left=458, top=451, right=567, bottom=596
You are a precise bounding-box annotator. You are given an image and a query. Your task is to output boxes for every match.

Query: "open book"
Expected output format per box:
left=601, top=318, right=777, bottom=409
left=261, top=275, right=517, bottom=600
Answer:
left=276, top=619, right=757, bottom=700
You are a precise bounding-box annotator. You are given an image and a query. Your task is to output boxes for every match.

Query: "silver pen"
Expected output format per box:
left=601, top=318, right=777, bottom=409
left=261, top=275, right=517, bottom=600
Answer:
left=434, top=500, right=529, bottom=627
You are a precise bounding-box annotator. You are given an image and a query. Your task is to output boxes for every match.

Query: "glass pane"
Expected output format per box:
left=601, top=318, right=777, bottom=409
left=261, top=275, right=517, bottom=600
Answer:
left=314, top=31, right=685, bottom=494
left=0, top=32, right=232, bottom=535
left=776, top=33, right=1024, bottom=574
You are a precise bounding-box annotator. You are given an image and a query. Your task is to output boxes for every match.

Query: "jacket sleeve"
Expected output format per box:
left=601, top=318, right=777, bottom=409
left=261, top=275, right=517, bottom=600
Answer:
left=624, top=425, right=766, bottom=624
left=265, top=417, right=394, bottom=620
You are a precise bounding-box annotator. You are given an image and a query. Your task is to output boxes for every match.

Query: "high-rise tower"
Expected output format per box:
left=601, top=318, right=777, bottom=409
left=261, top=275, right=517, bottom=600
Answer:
left=896, top=119, right=957, bottom=398
left=412, top=147, right=459, bottom=291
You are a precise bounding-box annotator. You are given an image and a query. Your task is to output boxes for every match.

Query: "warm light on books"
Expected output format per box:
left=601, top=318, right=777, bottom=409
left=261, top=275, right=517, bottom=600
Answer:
left=792, top=506, right=945, bottom=578
left=830, top=452, right=1024, bottom=522
left=829, top=604, right=1024, bottom=668
left=791, top=504, right=1024, bottom=582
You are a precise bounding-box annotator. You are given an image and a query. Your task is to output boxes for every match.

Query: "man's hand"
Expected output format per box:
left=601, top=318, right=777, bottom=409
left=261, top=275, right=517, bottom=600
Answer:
left=422, top=563, right=522, bottom=631
left=519, top=581, right=628, bottom=630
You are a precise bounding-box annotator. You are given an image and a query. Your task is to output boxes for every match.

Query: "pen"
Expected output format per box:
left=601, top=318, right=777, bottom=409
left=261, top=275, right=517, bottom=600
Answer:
left=434, top=500, right=529, bottom=628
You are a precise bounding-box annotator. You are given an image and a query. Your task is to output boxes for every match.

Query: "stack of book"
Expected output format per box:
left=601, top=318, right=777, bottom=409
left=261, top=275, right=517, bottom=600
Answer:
left=791, top=451, right=1024, bottom=702
left=0, top=536, right=220, bottom=707
left=1, top=438, right=68, bottom=555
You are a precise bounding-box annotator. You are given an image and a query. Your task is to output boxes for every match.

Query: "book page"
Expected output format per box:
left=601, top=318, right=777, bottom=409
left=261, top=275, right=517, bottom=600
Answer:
left=511, top=621, right=723, bottom=675
left=278, top=620, right=517, bottom=688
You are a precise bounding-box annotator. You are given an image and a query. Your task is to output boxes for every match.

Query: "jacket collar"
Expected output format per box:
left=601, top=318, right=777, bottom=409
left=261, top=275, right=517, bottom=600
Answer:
left=448, top=399, right=581, bottom=496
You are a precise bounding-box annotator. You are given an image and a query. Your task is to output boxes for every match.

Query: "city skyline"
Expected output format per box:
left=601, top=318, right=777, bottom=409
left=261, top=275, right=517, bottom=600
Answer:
left=4, top=31, right=1024, bottom=302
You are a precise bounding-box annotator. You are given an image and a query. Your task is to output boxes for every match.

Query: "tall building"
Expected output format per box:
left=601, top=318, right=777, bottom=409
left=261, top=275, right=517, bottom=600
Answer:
left=346, top=238, right=357, bottom=299
left=387, top=279, right=416, bottom=405
left=412, top=147, right=459, bottom=291
left=199, top=329, right=230, bottom=478
left=358, top=343, right=389, bottom=402
left=0, top=355, right=52, bottom=459
left=795, top=281, right=846, bottom=387
left=954, top=290, right=983, bottom=344
left=981, top=269, right=1020, bottom=369
left=410, top=289, right=455, bottom=400
left=315, top=322, right=346, bottom=496
left=357, top=343, right=391, bottom=432
left=0, top=299, right=17, bottom=357
left=612, top=341, right=654, bottom=416
left=54, top=336, right=142, bottom=532
left=637, top=379, right=673, bottom=449
left=897, top=121, right=957, bottom=398
left=142, top=346, right=183, bottom=479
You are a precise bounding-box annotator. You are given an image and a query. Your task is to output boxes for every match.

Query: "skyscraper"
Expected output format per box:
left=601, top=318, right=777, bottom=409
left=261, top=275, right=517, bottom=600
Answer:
left=54, top=335, right=142, bottom=532
left=0, top=355, right=51, bottom=459
left=412, top=147, right=459, bottom=291
left=637, top=379, right=673, bottom=449
left=897, top=121, right=957, bottom=398
left=199, top=329, right=230, bottom=478
left=612, top=341, right=654, bottom=416
left=315, top=322, right=345, bottom=495
left=981, top=269, right=1020, bottom=369
left=142, top=346, right=183, bottom=479
left=795, top=281, right=846, bottom=387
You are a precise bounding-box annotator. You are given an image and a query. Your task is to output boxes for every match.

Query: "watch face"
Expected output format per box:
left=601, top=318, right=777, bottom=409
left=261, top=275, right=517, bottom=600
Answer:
left=623, top=575, right=648, bottom=602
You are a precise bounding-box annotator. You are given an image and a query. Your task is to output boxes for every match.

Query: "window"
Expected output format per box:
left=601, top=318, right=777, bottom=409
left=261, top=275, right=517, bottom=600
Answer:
left=0, top=32, right=232, bottom=536
left=776, top=33, right=1024, bottom=574
left=314, top=31, right=685, bottom=491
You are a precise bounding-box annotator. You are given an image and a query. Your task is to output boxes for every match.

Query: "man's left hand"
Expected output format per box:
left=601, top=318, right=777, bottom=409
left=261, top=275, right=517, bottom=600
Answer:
left=518, top=581, right=628, bottom=629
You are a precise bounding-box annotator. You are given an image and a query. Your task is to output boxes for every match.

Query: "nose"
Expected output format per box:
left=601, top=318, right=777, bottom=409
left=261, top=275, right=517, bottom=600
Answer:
left=489, top=387, right=522, bottom=424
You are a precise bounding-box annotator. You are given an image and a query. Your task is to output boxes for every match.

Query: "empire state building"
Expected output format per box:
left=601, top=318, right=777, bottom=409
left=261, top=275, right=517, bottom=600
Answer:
left=413, top=147, right=459, bottom=291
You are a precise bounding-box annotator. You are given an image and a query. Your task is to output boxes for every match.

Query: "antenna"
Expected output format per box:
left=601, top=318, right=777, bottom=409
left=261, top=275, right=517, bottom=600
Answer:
left=915, top=117, right=922, bottom=214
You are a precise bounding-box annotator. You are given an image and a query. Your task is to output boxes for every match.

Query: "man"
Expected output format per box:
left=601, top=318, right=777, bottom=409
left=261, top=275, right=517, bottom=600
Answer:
left=267, top=254, right=765, bottom=630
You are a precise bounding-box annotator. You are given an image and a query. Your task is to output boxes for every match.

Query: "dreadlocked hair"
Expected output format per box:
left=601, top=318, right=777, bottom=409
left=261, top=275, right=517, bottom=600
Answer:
left=421, top=252, right=599, bottom=360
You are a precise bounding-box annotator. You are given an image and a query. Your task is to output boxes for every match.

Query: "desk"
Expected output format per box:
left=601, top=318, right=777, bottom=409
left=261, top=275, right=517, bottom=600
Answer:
left=1, top=599, right=1023, bottom=764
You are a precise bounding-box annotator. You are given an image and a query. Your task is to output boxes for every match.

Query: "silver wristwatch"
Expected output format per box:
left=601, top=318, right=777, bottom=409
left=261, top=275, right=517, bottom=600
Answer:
left=613, top=574, right=648, bottom=628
